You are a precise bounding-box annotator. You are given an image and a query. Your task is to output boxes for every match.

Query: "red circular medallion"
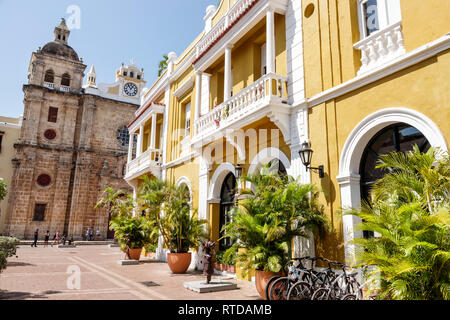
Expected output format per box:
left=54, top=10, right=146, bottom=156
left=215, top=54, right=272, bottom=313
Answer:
left=37, top=174, right=51, bottom=187
left=44, top=129, right=56, bottom=140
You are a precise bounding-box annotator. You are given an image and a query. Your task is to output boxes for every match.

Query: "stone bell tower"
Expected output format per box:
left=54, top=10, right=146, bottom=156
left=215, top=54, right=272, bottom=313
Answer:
left=5, top=19, right=87, bottom=238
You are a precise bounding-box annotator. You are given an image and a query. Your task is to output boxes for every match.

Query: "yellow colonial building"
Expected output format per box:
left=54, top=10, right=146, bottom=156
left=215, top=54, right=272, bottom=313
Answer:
left=125, top=0, right=449, bottom=267
left=0, top=116, right=22, bottom=234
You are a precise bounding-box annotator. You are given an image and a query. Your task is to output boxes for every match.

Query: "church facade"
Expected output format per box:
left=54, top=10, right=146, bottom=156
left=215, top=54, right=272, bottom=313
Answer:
left=3, top=19, right=146, bottom=240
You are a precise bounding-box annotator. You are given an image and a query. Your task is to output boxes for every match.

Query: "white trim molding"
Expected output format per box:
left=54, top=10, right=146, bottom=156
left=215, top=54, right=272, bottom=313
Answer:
left=248, top=147, right=291, bottom=175
left=338, top=107, right=448, bottom=264
left=208, top=162, right=236, bottom=201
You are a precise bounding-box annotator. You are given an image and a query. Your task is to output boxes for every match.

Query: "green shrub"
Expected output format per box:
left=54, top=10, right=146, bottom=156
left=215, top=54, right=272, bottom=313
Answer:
left=222, top=164, right=327, bottom=276
left=0, top=236, right=20, bottom=273
left=110, top=215, right=155, bottom=249
left=345, top=147, right=450, bottom=300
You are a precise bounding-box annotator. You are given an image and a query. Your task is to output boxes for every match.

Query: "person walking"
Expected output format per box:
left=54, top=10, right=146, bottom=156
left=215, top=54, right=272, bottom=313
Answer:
left=31, top=229, right=39, bottom=247
left=44, top=230, right=50, bottom=248
left=51, top=230, right=61, bottom=247
left=85, top=228, right=90, bottom=241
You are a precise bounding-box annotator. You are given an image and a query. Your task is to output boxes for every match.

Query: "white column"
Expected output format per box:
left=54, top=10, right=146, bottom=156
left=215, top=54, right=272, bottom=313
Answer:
left=195, top=71, right=203, bottom=121
left=266, top=8, right=276, bottom=74
left=202, top=73, right=212, bottom=116
left=224, top=45, right=233, bottom=101
left=150, top=114, right=157, bottom=149
left=137, top=123, right=144, bottom=156
left=337, top=174, right=363, bottom=265
left=127, top=133, right=134, bottom=162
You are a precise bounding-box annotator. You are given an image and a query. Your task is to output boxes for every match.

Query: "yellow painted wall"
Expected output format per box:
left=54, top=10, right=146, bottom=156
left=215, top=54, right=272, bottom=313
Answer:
left=0, top=116, right=21, bottom=234
left=308, top=51, right=450, bottom=262
left=401, top=0, right=450, bottom=51
left=302, top=0, right=361, bottom=97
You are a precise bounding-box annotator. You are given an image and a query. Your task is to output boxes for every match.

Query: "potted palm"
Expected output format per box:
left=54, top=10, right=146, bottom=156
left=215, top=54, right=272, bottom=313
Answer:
left=221, top=164, right=326, bottom=299
left=109, top=215, right=154, bottom=261
left=140, top=176, right=207, bottom=273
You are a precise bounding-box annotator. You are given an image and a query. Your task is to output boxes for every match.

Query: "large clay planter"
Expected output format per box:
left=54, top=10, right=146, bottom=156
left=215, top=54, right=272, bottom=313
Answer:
left=255, top=270, right=284, bottom=300
left=167, top=252, right=192, bottom=274
left=128, top=248, right=143, bottom=261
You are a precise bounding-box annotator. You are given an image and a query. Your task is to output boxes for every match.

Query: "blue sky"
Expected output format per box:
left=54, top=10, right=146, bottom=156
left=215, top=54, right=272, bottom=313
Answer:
left=0, top=0, right=216, bottom=117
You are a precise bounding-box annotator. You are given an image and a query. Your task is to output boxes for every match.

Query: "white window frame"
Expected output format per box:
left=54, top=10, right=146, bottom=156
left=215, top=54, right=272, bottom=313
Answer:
left=184, top=102, right=191, bottom=137
left=357, top=0, right=402, bottom=39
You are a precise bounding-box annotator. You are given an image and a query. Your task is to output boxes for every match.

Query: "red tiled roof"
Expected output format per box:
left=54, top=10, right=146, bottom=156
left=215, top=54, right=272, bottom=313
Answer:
left=128, top=101, right=166, bottom=128
left=193, top=0, right=259, bottom=65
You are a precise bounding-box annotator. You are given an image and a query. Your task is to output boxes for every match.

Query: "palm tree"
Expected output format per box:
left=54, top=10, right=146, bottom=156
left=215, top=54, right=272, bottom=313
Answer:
left=221, top=164, right=327, bottom=275
left=158, top=54, right=169, bottom=77
left=345, top=146, right=450, bottom=300
left=95, top=187, right=133, bottom=218
left=139, top=176, right=207, bottom=253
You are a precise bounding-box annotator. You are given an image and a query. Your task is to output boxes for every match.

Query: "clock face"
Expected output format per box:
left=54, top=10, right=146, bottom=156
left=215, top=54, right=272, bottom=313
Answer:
left=124, top=82, right=138, bottom=97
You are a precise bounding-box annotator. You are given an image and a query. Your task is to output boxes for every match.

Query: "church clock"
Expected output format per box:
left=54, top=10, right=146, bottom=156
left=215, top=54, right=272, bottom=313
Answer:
left=124, top=82, right=138, bottom=96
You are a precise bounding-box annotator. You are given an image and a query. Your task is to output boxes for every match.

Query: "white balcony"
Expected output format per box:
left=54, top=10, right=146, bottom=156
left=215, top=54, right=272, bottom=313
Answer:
left=43, top=82, right=54, bottom=89
left=354, top=21, right=405, bottom=75
left=60, top=85, right=70, bottom=92
left=125, top=148, right=162, bottom=181
left=192, top=72, right=290, bottom=147
left=194, top=0, right=288, bottom=68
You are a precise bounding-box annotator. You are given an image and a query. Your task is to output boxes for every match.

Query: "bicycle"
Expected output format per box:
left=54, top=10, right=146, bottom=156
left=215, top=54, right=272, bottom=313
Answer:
left=311, top=262, right=362, bottom=300
left=268, top=257, right=313, bottom=300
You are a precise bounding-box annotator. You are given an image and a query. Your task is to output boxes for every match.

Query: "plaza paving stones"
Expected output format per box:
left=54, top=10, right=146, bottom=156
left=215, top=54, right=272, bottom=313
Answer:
left=0, top=245, right=261, bottom=300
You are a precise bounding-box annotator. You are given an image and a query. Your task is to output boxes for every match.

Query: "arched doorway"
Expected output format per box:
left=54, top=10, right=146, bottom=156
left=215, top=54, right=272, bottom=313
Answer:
left=338, top=108, right=447, bottom=263
left=268, top=158, right=288, bottom=176
left=219, top=172, right=236, bottom=250
left=359, top=123, right=430, bottom=237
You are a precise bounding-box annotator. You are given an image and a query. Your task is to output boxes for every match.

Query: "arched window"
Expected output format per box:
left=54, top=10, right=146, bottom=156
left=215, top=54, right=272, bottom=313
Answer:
left=220, top=172, right=236, bottom=250
left=44, top=70, right=54, bottom=83
left=359, top=122, right=430, bottom=237
left=117, top=125, right=130, bottom=148
left=61, top=73, right=71, bottom=86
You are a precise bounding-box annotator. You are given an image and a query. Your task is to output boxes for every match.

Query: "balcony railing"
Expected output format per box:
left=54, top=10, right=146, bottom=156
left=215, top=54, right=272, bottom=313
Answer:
left=60, top=85, right=70, bottom=92
left=126, top=148, right=162, bottom=177
left=196, top=0, right=259, bottom=59
left=43, top=82, right=54, bottom=89
left=354, top=21, right=405, bottom=74
left=194, top=72, right=288, bottom=139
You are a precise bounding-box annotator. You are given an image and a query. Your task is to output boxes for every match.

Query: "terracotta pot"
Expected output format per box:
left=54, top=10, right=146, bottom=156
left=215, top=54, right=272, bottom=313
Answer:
left=255, top=270, right=284, bottom=300
left=226, top=265, right=236, bottom=273
left=128, top=248, right=142, bottom=261
left=215, top=263, right=223, bottom=271
left=167, top=252, right=192, bottom=274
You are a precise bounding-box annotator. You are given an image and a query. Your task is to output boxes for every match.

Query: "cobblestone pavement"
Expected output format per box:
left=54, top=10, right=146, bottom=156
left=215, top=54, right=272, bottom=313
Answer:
left=0, top=245, right=261, bottom=300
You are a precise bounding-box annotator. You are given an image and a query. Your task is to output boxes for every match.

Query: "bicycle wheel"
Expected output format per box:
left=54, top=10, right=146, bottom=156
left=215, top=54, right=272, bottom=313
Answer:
left=346, top=278, right=363, bottom=300
left=265, top=276, right=280, bottom=300
left=341, top=294, right=357, bottom=300
left=311, top=288, right=330, bottom=300
left=269, top=277, right=289, bottom=300
left=287, top=281, right=312, bottom=300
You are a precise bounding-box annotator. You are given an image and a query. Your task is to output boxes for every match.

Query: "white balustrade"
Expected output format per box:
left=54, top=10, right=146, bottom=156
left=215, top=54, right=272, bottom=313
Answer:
left=354, top=21, right=405, bottom=74
left=126, top=148, right=162, bottom=176
left=43, top=82, right=54, bottom=89
left=196, top=0, right=258, bottom=59
left=194, top=72, right=287, bottom=138
left=60, top=85, right=70, bottom=92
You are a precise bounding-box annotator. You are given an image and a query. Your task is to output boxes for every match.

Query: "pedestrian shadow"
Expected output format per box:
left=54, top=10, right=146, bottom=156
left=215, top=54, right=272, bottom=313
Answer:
left=0, top=289, right=61, bottom=300
left=6, top=262, right=36, bottom=267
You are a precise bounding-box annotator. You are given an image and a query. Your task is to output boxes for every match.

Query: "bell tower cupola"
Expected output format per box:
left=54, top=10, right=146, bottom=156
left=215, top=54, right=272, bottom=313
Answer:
left=54, top=18, right=70, bottom=45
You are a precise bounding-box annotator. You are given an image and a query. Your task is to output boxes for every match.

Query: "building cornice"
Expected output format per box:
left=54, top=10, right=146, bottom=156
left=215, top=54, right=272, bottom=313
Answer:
left=295, top=34, right=450, bottom=111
